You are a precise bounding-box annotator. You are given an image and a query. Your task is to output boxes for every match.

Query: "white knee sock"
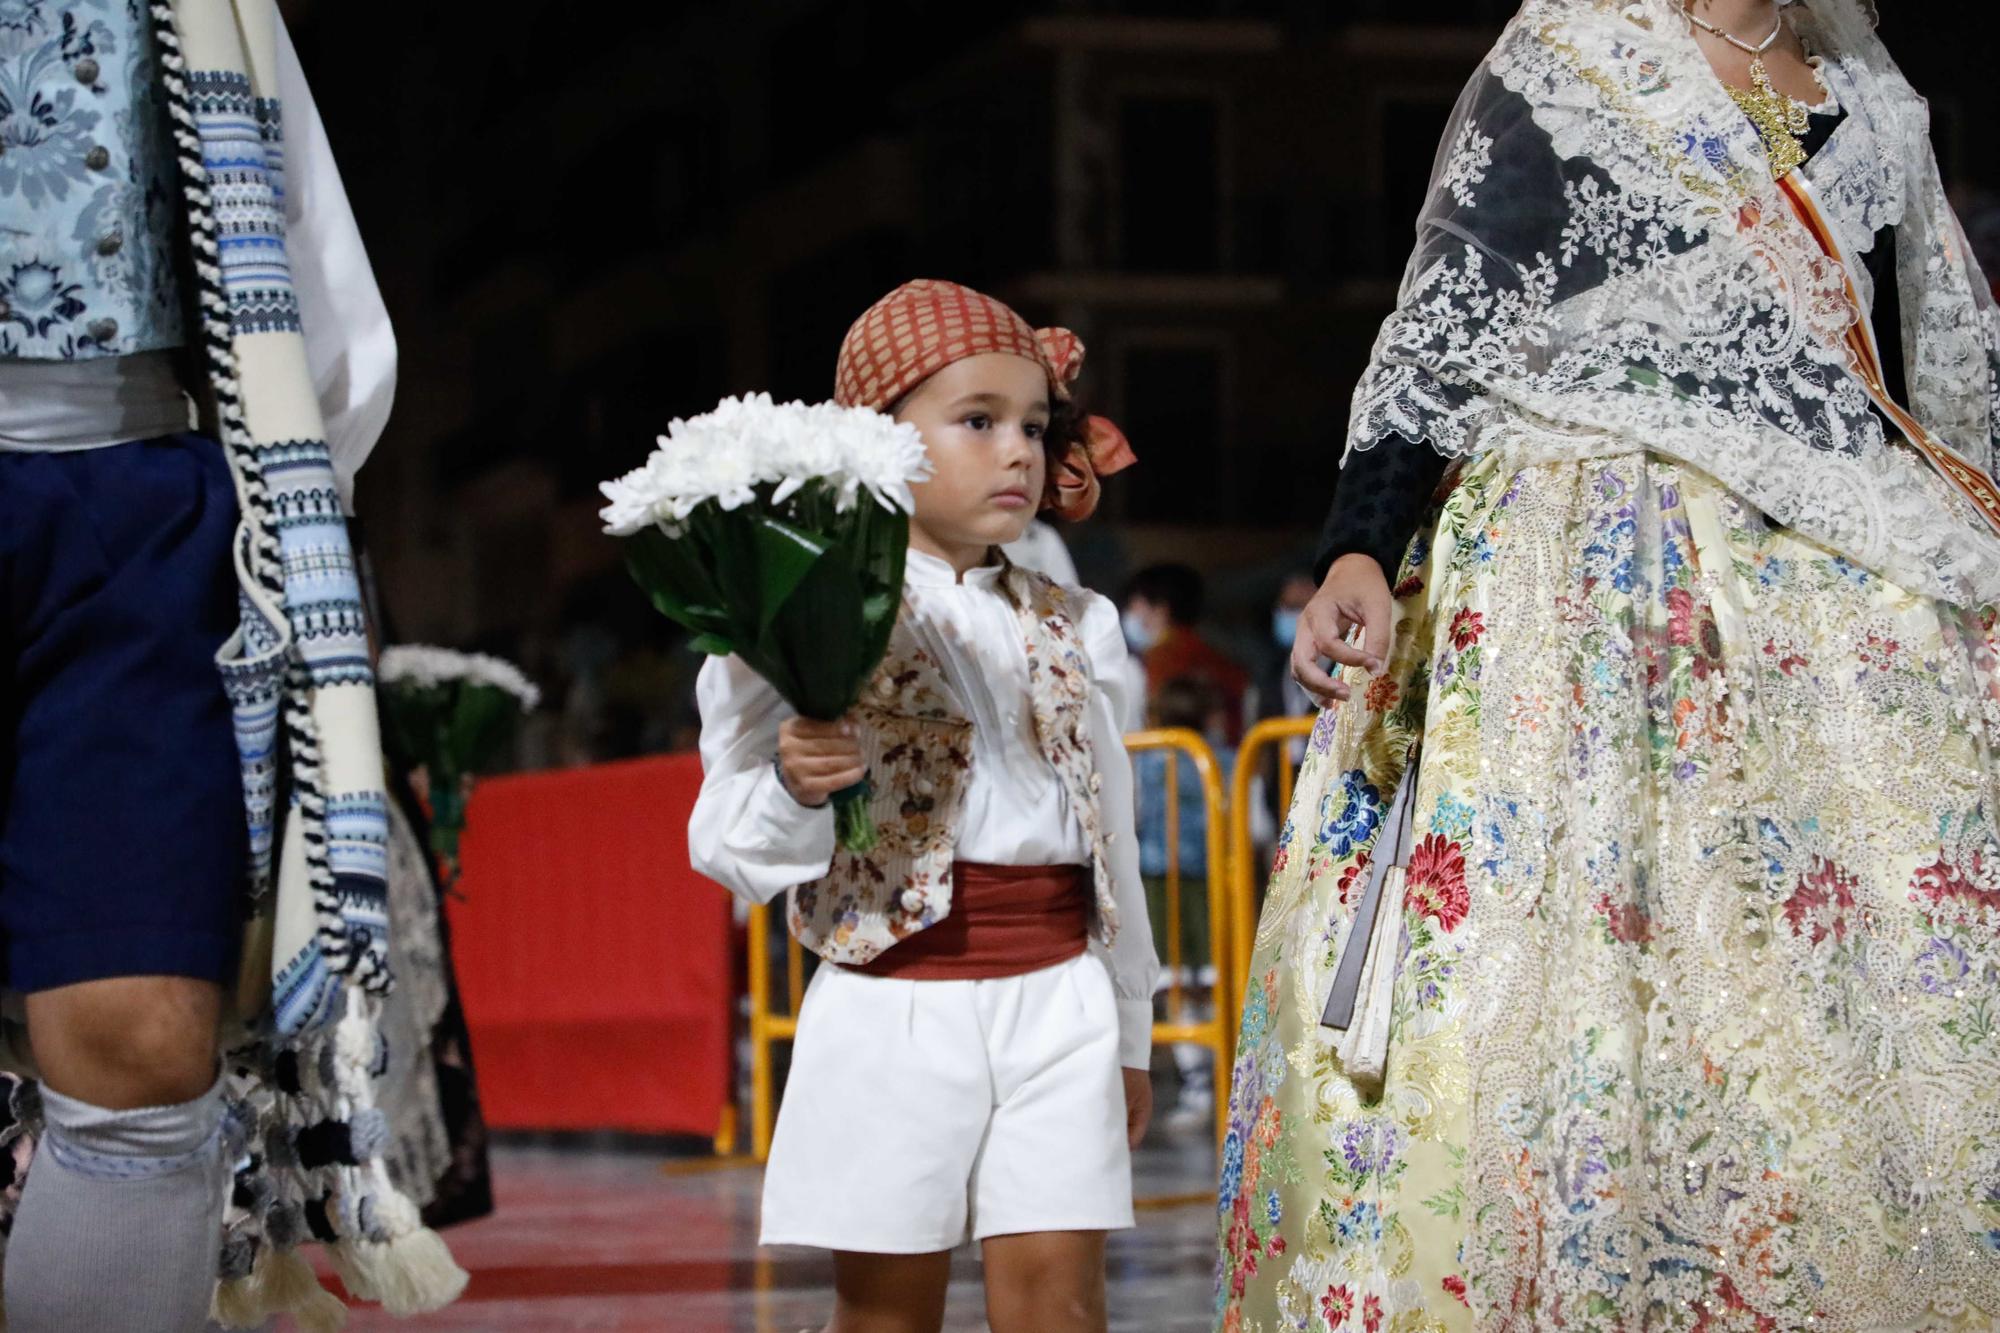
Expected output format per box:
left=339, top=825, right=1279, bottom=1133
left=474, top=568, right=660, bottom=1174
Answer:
left=4, top=1076, right=227, bottom=1333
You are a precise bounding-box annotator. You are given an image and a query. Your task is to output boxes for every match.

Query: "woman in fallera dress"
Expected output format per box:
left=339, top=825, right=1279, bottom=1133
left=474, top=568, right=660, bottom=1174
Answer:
left=1219, top=0, right=2000, bottom=1328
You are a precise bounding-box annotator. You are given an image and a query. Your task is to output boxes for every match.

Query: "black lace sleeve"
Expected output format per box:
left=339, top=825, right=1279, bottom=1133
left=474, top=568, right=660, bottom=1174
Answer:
left=1312, top=73, right=1587, bottom=585
left=1312, top=437, right=1451, bottom=582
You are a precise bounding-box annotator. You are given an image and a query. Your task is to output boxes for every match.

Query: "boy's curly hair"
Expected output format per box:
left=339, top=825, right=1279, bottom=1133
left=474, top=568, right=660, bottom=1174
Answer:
left=1040, top=395, right=1093, bottom=519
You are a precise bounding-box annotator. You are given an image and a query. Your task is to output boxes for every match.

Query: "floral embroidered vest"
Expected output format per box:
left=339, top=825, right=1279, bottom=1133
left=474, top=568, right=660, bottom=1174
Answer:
left=787, top=562, right=1120, bottom=967
left=0, top=0, right=188, bottom=360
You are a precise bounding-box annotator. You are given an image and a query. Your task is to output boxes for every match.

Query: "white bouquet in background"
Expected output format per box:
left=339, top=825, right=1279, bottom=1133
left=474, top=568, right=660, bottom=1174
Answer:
left=601, top=393, right=932, bottom=852
left=377, top=646, right=541, bottom=882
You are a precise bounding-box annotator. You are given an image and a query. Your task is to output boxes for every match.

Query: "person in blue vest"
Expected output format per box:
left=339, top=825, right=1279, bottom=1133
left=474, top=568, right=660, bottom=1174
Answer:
left=0, top=3, right=444, bottom=1328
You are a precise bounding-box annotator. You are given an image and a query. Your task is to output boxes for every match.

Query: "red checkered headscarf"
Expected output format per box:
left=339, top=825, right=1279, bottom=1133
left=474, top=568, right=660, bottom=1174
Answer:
left=834, top=278, right=1133, bottom=520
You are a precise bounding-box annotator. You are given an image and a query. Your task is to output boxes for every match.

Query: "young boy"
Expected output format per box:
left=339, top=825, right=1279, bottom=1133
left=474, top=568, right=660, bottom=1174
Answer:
left=690, top=279, right=1157, bottom=1332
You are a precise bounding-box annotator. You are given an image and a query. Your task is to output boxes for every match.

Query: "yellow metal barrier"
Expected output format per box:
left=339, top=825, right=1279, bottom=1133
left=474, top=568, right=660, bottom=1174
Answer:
left=743, top=727, right=1236, bottom=1161
left=1122, top=727, right=1234, bottom=1149
left=1226, top=715, right=1321, bottom=1038
left=746, top=897, right=804, bottom=1163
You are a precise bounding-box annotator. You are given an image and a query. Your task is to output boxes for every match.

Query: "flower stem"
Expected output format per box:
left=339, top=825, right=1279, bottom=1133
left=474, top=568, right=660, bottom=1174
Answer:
left=831, top=780, right=877, bottom=854
left=428, top=768, right=469, bottom=894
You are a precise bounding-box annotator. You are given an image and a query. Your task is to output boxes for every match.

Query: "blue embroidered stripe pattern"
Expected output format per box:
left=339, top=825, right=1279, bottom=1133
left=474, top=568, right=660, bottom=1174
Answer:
left=220, top=607, right=281, bottom=897
left=260, top=436, right=393, bottom=1027
left=188, top=70, right=300, bottom=334
left=182, top=49, right=392, bottom=1029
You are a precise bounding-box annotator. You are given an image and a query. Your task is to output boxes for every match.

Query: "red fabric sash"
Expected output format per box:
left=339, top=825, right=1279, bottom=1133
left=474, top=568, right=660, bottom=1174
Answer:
left=849, top=862, right=1091, bottom=981
left=1775, top=172, right=2000, bottom=539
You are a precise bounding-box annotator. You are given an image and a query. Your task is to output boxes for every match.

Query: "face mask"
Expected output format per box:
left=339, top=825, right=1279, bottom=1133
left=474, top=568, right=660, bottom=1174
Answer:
left=1272, top=608, right=1301, bottom=648
left=1122, top=609, right=1161, bottom=654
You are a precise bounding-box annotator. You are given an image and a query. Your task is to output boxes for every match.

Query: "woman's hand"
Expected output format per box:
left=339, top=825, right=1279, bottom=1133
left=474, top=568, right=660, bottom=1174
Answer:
left=1292, top=553, right=1394, bottom=706
left=776, top=717, right=866, bottom=808
left=1122, top=1068, right=1154, bottom=1150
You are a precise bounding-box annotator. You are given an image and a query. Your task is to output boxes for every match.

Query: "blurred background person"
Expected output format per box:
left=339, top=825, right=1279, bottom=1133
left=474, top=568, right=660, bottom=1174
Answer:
left=1120, top=564, right=1251, bottom=744
left=1258, top=570, right=1321, bottom=728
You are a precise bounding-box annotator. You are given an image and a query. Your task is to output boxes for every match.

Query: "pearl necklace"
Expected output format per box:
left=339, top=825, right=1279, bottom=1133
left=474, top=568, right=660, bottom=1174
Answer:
left=1684, top=5, right=1786, bottom=57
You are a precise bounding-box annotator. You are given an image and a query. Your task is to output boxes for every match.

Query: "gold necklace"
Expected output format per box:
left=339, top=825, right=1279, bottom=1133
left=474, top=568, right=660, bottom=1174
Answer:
left=1687, top=6, right=1821, bottom=178
left=1724, top=60, right=1816, bottom=178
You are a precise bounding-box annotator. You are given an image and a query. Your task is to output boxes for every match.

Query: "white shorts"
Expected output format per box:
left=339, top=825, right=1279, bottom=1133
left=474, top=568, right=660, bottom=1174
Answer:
left=760, top=951, right=1134, bottom=1253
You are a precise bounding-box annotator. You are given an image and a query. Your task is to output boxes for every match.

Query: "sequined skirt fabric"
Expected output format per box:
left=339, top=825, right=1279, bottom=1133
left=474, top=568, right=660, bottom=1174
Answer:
left=1219, top=449, right=2000, bottom=1331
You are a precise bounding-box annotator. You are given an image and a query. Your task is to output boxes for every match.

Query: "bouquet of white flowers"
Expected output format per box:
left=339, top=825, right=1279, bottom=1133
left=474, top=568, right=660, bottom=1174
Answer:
left=377, top=646, right=541, bottom=882
left=600, top=393, right=933, bottom=852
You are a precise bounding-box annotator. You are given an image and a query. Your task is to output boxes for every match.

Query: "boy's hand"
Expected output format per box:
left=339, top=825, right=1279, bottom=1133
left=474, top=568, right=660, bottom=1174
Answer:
left=1122, top=1068, right=1153, bottom=1150
left=776, top=717, right=866, bottom=808
left=1293, top=553, right=1393, bottom=706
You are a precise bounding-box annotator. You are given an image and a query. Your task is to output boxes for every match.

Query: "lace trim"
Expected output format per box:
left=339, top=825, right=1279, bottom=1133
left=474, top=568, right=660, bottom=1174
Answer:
left=1344, top=0, right=2000, bottom=605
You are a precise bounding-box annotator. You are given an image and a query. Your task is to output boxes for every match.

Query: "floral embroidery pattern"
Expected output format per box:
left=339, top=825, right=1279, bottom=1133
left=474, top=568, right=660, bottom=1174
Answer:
left=1220, top=449, right=2000, bottom=1331
left=1404, top=834, right=1468, bottom=933
left=1364, top=672, right=1401, bottom=714
left=0, top=0, right=185, bottom=358
left=1439, top=121, right=1494, bottom=209
left=1318, top=771, right=1383, bottom=861
left=0, top=259, right=83, bottom=337
left=1782, top=856, right=1859, bottom=947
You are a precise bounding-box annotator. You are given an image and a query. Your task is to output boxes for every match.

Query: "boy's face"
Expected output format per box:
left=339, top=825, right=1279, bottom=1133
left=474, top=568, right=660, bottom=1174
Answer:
left=896, top=353, right=1051, bottom=564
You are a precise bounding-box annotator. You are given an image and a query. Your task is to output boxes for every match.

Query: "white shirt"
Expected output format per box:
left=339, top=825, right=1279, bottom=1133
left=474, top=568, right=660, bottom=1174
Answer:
left=276, top=15, right=397, bottom=514
left=690, top=548, right=1160, bottom=1068
left=1000, top=519, right=1079, bottom=586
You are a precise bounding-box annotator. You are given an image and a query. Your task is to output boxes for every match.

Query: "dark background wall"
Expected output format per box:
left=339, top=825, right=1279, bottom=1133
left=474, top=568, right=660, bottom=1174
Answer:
left=280, top=0, right=2000, bottom=762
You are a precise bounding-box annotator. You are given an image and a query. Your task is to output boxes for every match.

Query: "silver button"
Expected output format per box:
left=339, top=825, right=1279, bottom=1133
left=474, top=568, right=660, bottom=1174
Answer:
left=87, top=317, right=118, bottom=343
left=96, top=232, right=123, bottom=256
left=898, top=889, right=923, bottom=914
left=913, top=777, right=935, bottom=797
left=85, top=145, right=110, bottom=171
left=73, top=58, right=99, bottom=84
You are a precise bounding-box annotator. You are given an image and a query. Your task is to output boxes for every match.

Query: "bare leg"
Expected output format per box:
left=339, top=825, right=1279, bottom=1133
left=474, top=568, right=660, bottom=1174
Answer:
left=26, top=975, right=221, bottom=1108
left=981, top=1230, right=1108, bottom=1333
left=827, top=1249, right=954, bottom=1333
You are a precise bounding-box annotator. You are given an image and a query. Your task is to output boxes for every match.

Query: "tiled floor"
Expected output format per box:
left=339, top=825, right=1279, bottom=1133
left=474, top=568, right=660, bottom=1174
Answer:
left=336, top=1124, right=1221, bottom=1332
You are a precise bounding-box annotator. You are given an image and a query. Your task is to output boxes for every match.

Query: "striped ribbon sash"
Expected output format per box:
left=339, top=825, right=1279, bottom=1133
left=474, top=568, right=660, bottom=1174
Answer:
left=1776, top=171, right=2000, bottom=539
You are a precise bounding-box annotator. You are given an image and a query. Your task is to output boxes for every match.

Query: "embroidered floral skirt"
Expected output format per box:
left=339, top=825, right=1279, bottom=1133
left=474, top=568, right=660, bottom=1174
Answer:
left=1217, top=449, right=2000, bottom=1332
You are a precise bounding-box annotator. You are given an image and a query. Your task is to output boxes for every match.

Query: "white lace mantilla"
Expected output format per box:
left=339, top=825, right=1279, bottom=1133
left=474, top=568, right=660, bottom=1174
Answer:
left=1347, top=0, right=2000, bottom=606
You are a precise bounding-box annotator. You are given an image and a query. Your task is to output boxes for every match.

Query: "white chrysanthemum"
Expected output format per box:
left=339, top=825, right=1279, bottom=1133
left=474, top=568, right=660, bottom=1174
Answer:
left=822, top=399, right=932, bottom=515
left=598, top=394, right=932, bottom=535
left=378, top=646, right=542, bottom=712
left=768, top=403, right=846, bottom=505
left=599, top=461, right=670, bottom=536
